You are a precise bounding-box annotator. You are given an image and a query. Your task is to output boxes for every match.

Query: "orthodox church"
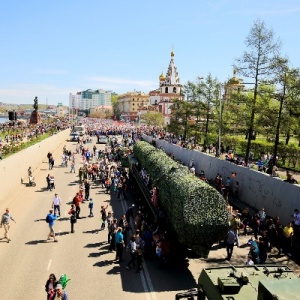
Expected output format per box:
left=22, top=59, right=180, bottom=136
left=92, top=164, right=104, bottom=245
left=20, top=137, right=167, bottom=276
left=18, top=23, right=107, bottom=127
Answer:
left=138, top=51, right=183, bottom=125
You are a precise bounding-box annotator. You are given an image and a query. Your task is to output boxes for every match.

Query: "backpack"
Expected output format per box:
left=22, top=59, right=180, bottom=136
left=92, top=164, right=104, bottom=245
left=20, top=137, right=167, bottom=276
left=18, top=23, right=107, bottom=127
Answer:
left=46, top=214, right=51, bottom=223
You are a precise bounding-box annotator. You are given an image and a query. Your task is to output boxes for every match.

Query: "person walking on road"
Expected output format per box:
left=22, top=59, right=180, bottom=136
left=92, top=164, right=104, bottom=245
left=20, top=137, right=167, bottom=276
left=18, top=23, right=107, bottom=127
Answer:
left=68, top=205, right=76, bottom=234
left=47, top=210, right=58, bottom=242
left=52, top=193, right=61, bottom=217
left=107, top=211, right=113, bottom=243
left=45, top=273, right=57, bottom=300
left=28, top=166, right=32, bottom=177
left=119, top=214, right=129, bottom=245
left=73, top=192, right=82, bottom=219
left=226, top=227, right=236, bottom=261
left=49, top=156, right=55, bottom=170
left=51, top=283, right=68, bottom=300
left=135, top=248, right=143, bottom=273
left=100, top=205, right=108, bottom=230
left=46, top=174, right=52, bottom=191
left=84, top=179, right=90, bottom=201
left=88, top=198, right=94, bottom=217
left=0, top=208, right=16, bottom=243
left=109, top=218, right=118, bottom=251
left=47, top=152, right=52, bottom=164
left=126, top=235, right=137, bottom=270
left=70, top=160, right=75, bottom=173
left=115, top=227, right=124, bottom=262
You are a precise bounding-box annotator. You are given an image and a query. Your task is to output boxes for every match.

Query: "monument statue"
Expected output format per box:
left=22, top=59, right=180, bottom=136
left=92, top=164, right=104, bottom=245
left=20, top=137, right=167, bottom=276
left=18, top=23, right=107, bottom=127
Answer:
left=33, top=96, right=38, bottom=111
left=29, top=96, right=41, bottom=124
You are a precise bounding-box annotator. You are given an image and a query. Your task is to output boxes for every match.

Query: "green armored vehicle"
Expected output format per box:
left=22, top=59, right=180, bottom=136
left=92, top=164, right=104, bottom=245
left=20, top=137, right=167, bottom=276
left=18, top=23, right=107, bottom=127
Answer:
left=176, top=265, right=300, bottom=300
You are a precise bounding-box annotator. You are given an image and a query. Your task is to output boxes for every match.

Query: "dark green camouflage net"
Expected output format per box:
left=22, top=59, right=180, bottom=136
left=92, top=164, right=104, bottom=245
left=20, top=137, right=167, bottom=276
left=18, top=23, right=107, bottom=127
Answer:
left=134, top=141, right=229, bottom=258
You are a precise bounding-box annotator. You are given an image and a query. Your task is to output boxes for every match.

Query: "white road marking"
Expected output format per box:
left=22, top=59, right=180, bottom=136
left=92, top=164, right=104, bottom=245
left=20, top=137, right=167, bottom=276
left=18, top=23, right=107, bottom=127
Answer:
left=47, top=259, right=52, bottom=271
left=142, top=261, right=157, bottom=300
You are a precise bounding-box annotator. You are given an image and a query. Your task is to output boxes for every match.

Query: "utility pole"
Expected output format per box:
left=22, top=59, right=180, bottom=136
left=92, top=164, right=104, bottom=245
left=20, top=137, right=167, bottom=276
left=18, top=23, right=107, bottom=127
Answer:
left=218, top=84, right=223, bottom=157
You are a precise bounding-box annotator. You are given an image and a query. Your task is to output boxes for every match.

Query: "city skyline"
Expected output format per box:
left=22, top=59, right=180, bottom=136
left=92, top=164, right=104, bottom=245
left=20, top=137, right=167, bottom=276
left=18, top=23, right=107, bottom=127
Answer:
left=0, top=1, right=300, bottom=105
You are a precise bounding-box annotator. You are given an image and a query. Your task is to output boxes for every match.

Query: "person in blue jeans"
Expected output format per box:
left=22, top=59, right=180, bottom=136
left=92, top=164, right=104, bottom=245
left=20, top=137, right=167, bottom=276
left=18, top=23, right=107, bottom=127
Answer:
left=47, top=210, right=58, bottom=242
left=115, top=227, right=124, bottom=262
left=88, top=198, right=94, bottom=217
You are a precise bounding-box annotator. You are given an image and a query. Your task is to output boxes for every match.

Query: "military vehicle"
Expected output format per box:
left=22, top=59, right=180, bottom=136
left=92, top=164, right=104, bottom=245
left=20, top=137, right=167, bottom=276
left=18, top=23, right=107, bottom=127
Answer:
left=175, top=264, right=300, bottom=300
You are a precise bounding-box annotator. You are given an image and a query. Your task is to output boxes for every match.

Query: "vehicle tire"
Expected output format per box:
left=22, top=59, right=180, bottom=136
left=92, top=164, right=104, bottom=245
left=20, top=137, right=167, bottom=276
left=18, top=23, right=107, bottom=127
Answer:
left=31, top=182, right=36, bottom=187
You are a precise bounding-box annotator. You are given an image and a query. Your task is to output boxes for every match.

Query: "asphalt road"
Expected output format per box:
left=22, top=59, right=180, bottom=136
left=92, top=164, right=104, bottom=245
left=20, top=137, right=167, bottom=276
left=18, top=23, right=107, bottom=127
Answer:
left=0, top=137, right=198, bottom=300
left=1, top=135, right=300, bottom=300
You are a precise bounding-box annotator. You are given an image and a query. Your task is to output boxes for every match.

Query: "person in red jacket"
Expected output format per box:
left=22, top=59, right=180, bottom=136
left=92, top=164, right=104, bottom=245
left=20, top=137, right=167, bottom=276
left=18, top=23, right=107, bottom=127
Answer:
left=73, top=192, right=82, bottom=219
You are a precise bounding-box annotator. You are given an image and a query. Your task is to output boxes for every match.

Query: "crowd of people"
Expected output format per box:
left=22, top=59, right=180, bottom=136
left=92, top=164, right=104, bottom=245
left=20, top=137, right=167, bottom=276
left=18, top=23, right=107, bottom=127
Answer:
left=0, top=118, right=70, bottom=159
left=225, top=206, right=300, bottom=263
left=137, top=134, right=300, bottom=265
left=1, top=117, right=300, bottom=298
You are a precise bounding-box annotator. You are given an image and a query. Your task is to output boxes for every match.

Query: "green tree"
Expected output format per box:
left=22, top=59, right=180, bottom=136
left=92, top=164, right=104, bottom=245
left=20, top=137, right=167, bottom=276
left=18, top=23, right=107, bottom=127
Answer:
left=140, top=111, right=164, bottom=126
left=197, top=74, right=220, bottom=146
left=235, top=19, right=281, bottom=164
left=183, top=80, right=206, bottom=143
left=270, top=57, right=300, bottom=164
left=222, top=90, right=250, bottom=136
left=168, top=99, right=194, bottom=140
left=111, top=94, right=120, bottom=120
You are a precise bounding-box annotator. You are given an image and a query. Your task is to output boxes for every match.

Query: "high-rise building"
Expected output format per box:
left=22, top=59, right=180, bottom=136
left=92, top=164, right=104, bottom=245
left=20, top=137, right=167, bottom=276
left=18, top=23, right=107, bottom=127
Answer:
left=69, top=89, right=112, bottom=111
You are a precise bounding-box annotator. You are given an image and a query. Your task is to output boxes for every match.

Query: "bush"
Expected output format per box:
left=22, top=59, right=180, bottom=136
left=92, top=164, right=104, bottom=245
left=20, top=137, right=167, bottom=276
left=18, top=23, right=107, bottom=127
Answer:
left=133, top=141, right=229, bottom=258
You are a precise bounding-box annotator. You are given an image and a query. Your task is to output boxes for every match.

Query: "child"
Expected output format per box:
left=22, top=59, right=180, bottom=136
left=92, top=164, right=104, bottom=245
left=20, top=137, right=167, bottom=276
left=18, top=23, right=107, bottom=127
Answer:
left=70, top=161, right=75, bottom=173
left=88, top=198, right=94, bottom=217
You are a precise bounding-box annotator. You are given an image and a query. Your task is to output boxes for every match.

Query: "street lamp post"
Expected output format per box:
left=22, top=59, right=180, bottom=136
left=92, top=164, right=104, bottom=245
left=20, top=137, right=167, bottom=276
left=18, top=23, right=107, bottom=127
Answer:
left=218, top=84, right=224, bottom=157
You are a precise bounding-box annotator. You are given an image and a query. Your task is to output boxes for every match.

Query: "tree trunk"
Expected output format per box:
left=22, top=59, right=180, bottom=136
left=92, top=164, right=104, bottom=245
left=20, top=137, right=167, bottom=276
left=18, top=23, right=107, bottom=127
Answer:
left=285, top=133, right=290, bottom=145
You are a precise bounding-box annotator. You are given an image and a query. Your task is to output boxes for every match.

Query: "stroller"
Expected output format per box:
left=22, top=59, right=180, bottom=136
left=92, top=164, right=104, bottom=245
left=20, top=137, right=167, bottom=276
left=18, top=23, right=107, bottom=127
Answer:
left=48, top=176, right=55, bottom=191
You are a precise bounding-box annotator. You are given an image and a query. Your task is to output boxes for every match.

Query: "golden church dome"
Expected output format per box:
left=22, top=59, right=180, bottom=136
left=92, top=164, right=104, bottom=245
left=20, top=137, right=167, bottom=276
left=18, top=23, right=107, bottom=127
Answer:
left=171, top=51, right=175, bottom=57
left=227, top=69, right=241, bottom=85
left=159, top=72, right=165, bottom=81
left=227, top=77, right=241, bottom=85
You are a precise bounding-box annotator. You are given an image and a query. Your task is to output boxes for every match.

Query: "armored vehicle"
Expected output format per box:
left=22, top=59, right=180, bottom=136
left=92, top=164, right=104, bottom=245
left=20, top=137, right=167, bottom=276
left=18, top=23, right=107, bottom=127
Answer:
left=176, top=265, right=300, bottom=300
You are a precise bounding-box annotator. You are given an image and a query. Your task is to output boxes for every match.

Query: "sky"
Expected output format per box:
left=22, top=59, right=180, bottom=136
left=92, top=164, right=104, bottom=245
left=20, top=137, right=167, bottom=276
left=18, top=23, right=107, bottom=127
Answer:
left=0, top=0, right=300, bottom=106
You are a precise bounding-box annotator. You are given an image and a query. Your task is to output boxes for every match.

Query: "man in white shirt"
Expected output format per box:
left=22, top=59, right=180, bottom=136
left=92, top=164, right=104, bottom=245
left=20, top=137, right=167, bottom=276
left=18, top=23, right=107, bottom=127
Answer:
left=0, top=208, right=16, bottom=243
left=52, top=194, right=61, bottom=217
